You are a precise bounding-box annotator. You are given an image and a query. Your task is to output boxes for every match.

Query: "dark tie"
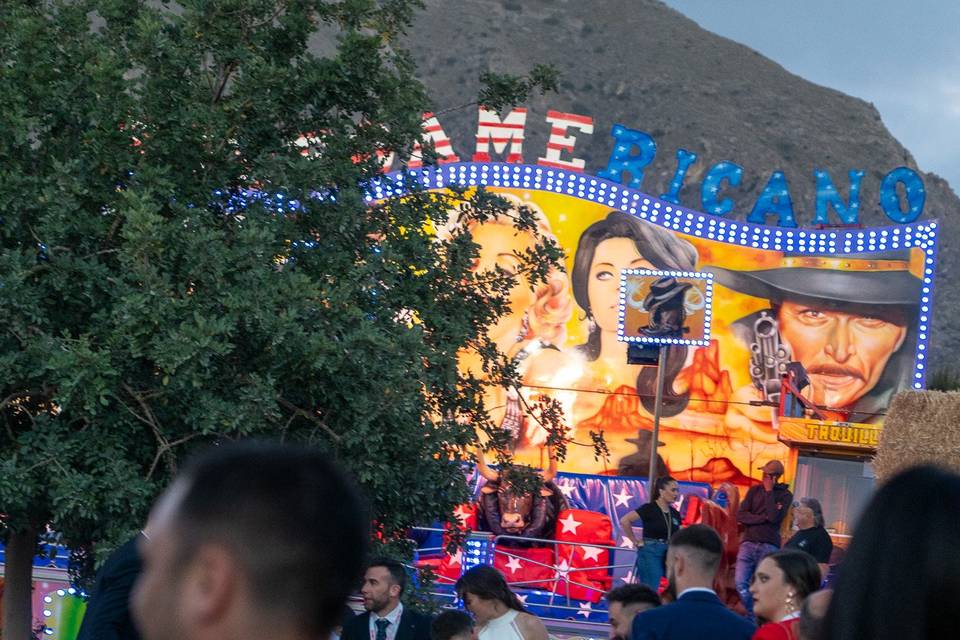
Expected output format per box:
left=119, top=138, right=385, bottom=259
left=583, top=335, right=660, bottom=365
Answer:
left=375, top=618, right=390, bottom=640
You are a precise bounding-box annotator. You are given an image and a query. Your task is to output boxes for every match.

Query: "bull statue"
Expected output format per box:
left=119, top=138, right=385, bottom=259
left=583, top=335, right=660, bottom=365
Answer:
left=474, top=448, right=567, bottom=544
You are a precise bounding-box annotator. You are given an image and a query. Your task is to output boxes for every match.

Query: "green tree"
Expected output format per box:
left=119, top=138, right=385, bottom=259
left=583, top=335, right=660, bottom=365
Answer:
left=0, top=1, right=560, bottom=636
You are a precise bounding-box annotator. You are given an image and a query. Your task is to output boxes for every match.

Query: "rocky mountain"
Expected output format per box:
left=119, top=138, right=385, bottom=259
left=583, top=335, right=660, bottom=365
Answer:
left=399, top=0, right=960, bottom=369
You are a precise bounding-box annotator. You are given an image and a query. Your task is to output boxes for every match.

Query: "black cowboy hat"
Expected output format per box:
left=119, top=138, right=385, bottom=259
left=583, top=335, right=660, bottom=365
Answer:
left=626, top=430, right=666, bottom=448
left=706, top=250, right=921, bottom=308
left=643, top=276, right=693, bottom=307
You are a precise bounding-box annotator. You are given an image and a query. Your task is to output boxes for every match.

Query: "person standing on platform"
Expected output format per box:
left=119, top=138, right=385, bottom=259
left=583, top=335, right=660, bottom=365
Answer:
left=631, top=525, right=755, bottom=640
left=736, top=460, right=793, bottom=618
left=620, top=476, right=683, bottom=590
left=784, top=498, right=833, bottom=580
left=341, top=558, right=432, bottom=640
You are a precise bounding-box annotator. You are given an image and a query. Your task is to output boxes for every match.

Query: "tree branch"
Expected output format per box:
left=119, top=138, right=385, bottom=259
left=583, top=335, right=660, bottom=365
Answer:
left=277, top=397, right=340, bottom=442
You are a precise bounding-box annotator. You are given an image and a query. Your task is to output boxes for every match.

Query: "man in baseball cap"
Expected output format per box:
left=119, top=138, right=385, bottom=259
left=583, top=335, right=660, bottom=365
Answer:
left=734, top=459, right=793, bottom=619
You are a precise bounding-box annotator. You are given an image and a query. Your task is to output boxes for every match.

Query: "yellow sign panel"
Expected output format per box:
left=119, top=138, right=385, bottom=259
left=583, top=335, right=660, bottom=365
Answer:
left=778, top=417, right=881, bottom=451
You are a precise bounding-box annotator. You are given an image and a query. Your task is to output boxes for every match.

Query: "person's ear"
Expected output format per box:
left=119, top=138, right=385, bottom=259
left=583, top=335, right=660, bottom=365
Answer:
left=673, top=550, right=686, bottom=577
left=179, top=544, right=239, bottom=627
left=389, top=583, right=402, bottom=599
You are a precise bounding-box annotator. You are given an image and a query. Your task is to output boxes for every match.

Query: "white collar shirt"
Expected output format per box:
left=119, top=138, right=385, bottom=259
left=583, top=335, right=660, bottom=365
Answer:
left=369, top=602, right=403, bottom=640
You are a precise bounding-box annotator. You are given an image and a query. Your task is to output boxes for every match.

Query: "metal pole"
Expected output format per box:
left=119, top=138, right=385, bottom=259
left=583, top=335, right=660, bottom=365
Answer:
left=647, top=346, right=668, bottom=497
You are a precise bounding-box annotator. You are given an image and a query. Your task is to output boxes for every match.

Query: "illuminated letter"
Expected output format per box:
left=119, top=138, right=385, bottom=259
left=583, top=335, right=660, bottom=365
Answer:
left=660, top=149, right=698, bottom=204
left=812, top=169, right=864, bottom=225
left=407, top=112, right=461, bottom=169
left=472, top=107, right=527, bottom=163
left=747, top=171, right=797, bottom=228
left=700, top=161, right=743, bottom=216
left=597, top=124, right=656, bottom=188
left=537, top=110, right=594, bottom=171
left=880, top=167, right=925, bottom=223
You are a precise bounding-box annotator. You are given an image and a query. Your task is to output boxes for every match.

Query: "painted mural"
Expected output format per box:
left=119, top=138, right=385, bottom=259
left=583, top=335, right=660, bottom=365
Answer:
left=458, top=186, right=925, bottom=488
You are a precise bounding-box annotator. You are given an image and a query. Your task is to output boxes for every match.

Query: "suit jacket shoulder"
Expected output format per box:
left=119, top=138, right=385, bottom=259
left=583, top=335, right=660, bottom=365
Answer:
left=398, top=609, right=432, bottom=640
left=342, top=611, right=371, bottom=640
left=632, top=592, right=754, bottom=640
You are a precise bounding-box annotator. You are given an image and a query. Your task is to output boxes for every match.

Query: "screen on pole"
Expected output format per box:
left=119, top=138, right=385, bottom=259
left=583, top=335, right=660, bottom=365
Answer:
left=618, top=269, right=713, bottom=346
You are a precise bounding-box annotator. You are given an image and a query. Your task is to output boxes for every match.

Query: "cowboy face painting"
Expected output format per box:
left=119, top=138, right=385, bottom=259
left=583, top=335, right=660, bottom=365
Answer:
left=777, top=301, right=908, bottom=409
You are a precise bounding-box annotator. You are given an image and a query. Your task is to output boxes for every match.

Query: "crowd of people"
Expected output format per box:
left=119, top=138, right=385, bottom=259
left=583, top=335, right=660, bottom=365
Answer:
left=73, top=442, right=959, bottom=640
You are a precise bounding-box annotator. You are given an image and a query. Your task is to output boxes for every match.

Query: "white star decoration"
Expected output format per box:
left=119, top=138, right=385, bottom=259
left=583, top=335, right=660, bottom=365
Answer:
left=555, top=558, right=570, bottom=578
left=612, top=486, right=633, bottom=508
left=581, top=545, right=604, bottom=563
left=504, top=555, right=524, bottom=575
left=516, top=594, right=528, bottom=605
left=558, top=483, right=575, bottom=498
left=447, top=549, right=463, bottom=566
left=619, top=536, right=635, bottom=549
left=577, top=602, right=593, bottom=618
left=452, top=505, right=472, bottom=524
left=559, top=513, right=582, bottom=535
left=619, top=569, right=636, bottom=584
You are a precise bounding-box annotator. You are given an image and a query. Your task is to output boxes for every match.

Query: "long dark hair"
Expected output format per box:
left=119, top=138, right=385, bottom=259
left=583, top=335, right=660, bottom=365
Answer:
left=822, top=465, right=960, bottom=640
left=571, top=211, right=698, bottom=416
left=455, top=565, right=526, bottom=613
left=650, top=475, right=677, bottom=504
left=764, top=549, right=821, bottom=602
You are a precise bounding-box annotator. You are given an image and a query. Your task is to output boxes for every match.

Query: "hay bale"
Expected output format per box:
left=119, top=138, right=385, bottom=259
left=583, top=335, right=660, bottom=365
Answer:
left=874, top=390, right=960, bottom=481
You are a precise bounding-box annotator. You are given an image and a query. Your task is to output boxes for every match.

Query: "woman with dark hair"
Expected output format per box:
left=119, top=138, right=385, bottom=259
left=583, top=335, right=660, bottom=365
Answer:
left=619, top=475, right=682, bottom=590
left=821, top=465, right=960, bottom=640
left=570, top=211, right=698, bottom=417
left=749, top=549, right=821, bottom=639
left=455, top=566, right=548, bottom=640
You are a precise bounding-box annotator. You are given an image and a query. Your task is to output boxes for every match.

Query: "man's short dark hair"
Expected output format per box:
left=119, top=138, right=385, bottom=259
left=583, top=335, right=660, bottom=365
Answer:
left=669, top=524, right=722, bottom=575
left=431, top=610, right=474, bottom=640
left=606, top=584, right=661, bottom=609
left=173, top=441, right=369, bottom=637
left=368, top=556, right=408, bottom=595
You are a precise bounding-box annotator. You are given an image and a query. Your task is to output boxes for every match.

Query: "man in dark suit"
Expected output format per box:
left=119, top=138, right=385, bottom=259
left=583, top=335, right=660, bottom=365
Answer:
left=631, top=525, right=755, bottom=640
left=342, top=558, right=431, bottom=640
left=76, top=533, right=144, bottom=640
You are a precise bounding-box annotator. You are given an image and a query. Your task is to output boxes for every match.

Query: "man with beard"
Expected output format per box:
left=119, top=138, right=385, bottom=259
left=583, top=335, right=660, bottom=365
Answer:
left=131, top=442, right=368, bottom=640
left=709, top=251, right=920, bottom=430
left=341, top=558, right=431, bottom=640
left=606, top=584, right=661, bottom=640
left=631, top=525, right=755, bottom=640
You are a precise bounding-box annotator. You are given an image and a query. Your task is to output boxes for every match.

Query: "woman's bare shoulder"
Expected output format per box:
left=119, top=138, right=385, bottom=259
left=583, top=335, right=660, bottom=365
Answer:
left=515, top=611, right=549, bottom=640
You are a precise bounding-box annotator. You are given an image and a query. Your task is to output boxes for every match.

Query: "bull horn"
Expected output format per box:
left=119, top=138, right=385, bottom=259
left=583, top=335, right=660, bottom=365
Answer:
left=540, top=446, right=558, bottom=484
left=474, top=447, right=500, bottom=482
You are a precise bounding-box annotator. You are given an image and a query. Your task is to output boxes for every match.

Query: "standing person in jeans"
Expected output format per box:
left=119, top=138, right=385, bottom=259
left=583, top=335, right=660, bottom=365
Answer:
left=735, top=460, right=793, bottom=618
left=621, top=476, right=683, bottom=590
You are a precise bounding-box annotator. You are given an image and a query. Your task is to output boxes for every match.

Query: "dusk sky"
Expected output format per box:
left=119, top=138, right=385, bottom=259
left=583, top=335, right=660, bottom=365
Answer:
left=662, top=0, right=960, bottom=195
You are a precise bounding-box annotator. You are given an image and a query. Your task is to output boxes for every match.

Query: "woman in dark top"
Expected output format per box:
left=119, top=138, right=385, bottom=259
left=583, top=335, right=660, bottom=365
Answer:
left=620, top=476, right=682, bottom=590
left=784, top=497, right=833, bottom=580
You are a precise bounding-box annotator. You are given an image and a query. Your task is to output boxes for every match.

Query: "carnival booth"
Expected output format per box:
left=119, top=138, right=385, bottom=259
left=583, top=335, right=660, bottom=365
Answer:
left=383, top=105, right=937, bottom=618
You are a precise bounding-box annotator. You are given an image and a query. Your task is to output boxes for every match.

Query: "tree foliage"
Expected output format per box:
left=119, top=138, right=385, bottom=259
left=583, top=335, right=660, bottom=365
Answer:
left=0, top=0, right=562, bottom=614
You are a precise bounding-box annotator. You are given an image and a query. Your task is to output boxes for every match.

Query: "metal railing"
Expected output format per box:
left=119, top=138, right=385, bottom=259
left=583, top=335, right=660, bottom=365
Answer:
left=410, top=527, right=637, bottom=620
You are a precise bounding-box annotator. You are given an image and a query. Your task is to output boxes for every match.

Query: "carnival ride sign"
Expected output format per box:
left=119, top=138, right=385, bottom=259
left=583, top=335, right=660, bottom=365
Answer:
left=778, top=417, right=882, bottom=451
left=365, top=106, right=929, bottom=227
left=371, top=162, right=937, bottom=487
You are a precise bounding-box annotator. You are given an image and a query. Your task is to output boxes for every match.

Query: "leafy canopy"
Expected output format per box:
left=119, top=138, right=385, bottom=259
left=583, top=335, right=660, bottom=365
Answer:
left=0, top=0, right=564, bottom=577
